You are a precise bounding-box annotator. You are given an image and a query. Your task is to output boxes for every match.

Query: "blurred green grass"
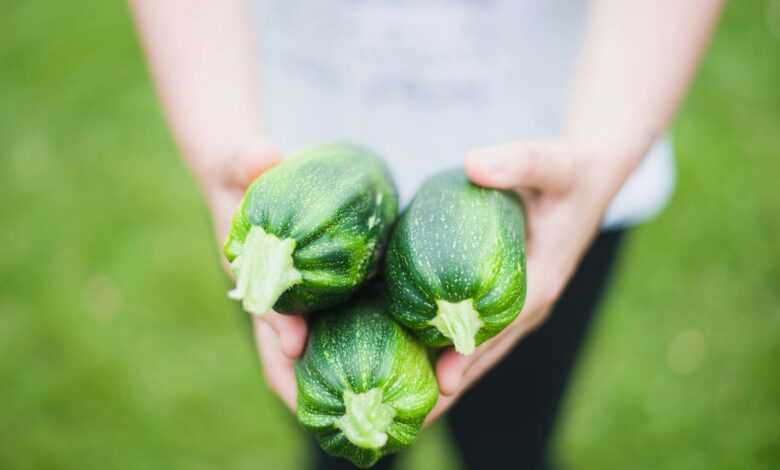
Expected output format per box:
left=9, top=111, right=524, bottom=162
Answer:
left=1, top=2, right=778, bottom=469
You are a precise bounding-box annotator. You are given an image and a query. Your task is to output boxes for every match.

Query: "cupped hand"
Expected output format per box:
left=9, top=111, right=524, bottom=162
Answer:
left=425, top=140, right=637, bottom=425
left=201, top=141, right=305, bottom=412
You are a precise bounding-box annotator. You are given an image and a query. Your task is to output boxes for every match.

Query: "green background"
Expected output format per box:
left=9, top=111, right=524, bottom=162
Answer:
left=2, top=2, right=778, bottom=469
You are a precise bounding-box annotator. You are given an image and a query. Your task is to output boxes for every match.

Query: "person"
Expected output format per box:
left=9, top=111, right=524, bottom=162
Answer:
left=129, top=1, right=723, bottom=468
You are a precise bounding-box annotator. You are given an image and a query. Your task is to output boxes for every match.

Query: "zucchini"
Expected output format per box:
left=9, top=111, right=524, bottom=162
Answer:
left=385, top=169, right=527, bottom=355
left=295, top=286, right=438, bottom=468
left=223, top=144, right=398, bottom=315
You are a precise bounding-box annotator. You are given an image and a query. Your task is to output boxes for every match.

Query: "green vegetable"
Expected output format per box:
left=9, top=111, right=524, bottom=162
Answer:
left=385, top=169, right=527, bottom=355
left=223, top=144, right=398, bottom=315
left=295, top=287, right=439, bottom=468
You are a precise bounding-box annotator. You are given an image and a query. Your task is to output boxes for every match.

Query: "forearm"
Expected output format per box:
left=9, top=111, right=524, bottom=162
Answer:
left=566, top=0, right=723, bottom=184
left=129, top=0, right=262, bottom=188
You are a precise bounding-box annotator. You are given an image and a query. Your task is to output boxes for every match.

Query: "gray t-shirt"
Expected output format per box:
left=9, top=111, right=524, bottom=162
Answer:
left=253, top=0, right=675, bottom=228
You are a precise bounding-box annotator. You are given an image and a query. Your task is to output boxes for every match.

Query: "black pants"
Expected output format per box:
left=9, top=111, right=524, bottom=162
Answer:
left=312, top=230, right=626, bottom=470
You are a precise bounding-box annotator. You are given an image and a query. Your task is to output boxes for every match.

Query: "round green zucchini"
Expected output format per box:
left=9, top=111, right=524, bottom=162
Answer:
left=223, top=143, right=398, bottom=315
left=295, top=288, right=439, bottom=468
left=385, top=169, right=527, bottom=355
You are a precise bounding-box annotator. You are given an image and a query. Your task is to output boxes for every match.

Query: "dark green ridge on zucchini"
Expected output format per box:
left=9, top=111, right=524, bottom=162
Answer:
left=295, top=286, right=439, bottom=468
left=224, top=143, right=398, bottom=315
left=385, top=169, right=527, bottom=355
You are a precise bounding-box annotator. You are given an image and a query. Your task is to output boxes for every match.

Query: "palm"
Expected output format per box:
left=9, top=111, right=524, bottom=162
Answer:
left=425, top=141, right=618, bottom=425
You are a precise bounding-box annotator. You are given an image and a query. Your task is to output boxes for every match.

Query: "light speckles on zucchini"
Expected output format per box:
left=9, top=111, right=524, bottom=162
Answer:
left=223, top=143, right=398, bottom=315
left=295, top=289, right=438, bottom=468
left=385, top=169, right=527, bottom=354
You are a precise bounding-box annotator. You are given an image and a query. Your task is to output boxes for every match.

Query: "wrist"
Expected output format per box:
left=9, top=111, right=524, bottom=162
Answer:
left=563, top=119, right=657, bottom=170
left=566, top=133, right=651, bottom=197
left=559, top=138, right=647, bottom=222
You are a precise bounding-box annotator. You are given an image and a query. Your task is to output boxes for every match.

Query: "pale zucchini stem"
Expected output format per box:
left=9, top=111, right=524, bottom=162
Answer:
left=429, top=299, right=484, bottom=355
left=336, top=388, right=396, bottom=450
left=227, top=225, right=302, bottom=315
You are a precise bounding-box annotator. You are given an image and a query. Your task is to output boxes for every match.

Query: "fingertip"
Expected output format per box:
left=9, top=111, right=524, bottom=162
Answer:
left=260, top=312, right=307, bottom=359
left=463, top=148, right=483, bottom=170
left=436, top=348, right=469, bottom=396
left=243, top=145, right=282, bottom=181
left=279, top=315, right=308, bottom=359
left=228, top=142, right=283, bottom=189
left=463, top=151, right=494, bottom=187
left=464, top=148, right=516, bottom=189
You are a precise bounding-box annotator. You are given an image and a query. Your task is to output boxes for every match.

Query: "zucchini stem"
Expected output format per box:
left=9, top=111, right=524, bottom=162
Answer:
left=227, top=225, right=302, bottom=315
left=430, top=299, right=483, bottom=355
left=336, top=388, right=396, bottom=450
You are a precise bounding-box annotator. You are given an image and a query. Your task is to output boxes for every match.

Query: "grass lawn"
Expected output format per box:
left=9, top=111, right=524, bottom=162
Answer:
left=1, top=2, right=778, bottom=469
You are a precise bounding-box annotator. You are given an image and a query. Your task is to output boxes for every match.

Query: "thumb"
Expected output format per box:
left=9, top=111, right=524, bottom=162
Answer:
left=465, top=142, right=574, bottom=193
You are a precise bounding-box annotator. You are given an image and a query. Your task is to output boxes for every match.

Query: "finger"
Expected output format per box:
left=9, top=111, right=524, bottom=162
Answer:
left=428, top=334, right=517, bottom=425
left=435, top=347, right=472, bottom=396
left=258, top=312, right=308, bottom=359
left=223, top=141, right=283, bottom=189
left=254, top=320, right=297, bottom=411
left=435, top=318, right=522, bottom=398
left=458, top=327, right=525, bottom=391
left=424, top=393, right=455, bottom=427
left=465, top=142, right=574, bottom=193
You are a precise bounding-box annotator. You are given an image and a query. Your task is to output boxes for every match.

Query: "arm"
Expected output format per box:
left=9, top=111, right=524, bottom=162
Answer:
left=129, top=0, right=274, bottom=236
left=428, top=0, right=723, bottom=423
left=129, top=0, right=304, bottom=410
left=565, top=0, right=724, bottom=168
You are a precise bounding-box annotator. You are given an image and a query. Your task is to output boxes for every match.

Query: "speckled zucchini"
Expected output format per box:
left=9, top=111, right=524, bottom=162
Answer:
left=224, top=143, right=398, bottom=315
left=295, top=287, right=439, bottom=468
left=385, top=169, right=527, bottom=355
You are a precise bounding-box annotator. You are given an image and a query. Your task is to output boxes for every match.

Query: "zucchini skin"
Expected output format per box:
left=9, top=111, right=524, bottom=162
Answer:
left=385, top=169, right=527, bottom=349
left=224, top=143, right=398, bottom=314
left=295, top=286, right=439, bottom=468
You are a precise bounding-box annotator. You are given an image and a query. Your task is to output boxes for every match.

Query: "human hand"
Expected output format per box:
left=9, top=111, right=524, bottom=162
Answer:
left=199, top=141, right=306, bottom=411
left=425, top=140, right=640, bottom=424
